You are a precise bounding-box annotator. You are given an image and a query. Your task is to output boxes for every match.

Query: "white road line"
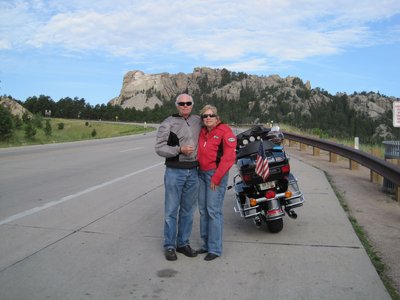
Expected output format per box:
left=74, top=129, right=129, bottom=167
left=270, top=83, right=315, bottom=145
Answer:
left=119, top=147, right=144, bottom=153
left=0, top=162, right=164, bottom=226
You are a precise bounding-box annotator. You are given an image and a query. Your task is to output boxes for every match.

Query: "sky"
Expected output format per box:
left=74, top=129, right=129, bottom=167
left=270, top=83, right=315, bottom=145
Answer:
left=1, top=0, right=400, bottom=106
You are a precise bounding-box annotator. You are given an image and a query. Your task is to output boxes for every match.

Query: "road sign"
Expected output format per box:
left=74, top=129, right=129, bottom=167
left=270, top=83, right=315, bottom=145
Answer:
left=393, top=101, right=400, bottom=127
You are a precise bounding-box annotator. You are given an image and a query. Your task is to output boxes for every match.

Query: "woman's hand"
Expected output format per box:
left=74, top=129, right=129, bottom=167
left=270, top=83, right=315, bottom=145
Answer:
left=210, top=181, right=218, bottom=191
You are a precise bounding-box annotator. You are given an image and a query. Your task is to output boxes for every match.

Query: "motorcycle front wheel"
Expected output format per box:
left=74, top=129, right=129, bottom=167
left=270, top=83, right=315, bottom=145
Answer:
left=266, top=219, right=283, bottom=233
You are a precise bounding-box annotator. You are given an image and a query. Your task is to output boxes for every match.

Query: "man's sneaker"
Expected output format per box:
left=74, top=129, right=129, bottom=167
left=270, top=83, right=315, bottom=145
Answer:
left=165, top=248, right=177, bottom=261
left=204, top=253, right=219, bottom=261
left=176, top=245, right=198, bottom=257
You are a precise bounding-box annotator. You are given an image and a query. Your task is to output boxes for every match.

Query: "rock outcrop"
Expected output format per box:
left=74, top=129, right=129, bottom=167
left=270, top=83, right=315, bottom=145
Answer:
left=0, top=97, right=31, bottom=117
left=109, top=67, right=396, bottom=122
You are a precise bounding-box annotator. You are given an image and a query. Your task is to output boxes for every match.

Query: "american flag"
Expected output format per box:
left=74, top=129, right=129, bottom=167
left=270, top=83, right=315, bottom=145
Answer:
left=255, top=140, right=270, bottom=181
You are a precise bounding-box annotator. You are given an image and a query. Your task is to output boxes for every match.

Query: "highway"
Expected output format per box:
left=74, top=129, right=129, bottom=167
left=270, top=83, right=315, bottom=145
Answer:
left=0, top=132, right=390, bottom=299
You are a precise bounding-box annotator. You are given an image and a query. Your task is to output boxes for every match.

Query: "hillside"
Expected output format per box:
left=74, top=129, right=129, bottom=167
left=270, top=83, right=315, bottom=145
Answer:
left=0, top=97, right=32, bottom=118
left=110, top=67, right=394, bottom=118
left=109, top=67, right=397, bottom=141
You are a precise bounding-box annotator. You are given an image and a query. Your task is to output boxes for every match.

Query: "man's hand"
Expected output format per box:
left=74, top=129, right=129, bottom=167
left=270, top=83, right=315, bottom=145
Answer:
left=180, top=145, right=194, bottom=156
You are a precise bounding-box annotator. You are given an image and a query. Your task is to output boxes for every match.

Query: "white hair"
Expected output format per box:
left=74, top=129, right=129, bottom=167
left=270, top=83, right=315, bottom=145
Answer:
left=175, top=94, right=194, bottom=105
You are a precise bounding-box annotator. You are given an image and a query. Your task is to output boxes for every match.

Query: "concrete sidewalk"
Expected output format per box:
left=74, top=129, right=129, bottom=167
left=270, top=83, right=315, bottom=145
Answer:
left=287, top=144, right=400, bottom=296
left=0, top=158, right=391, bottom=299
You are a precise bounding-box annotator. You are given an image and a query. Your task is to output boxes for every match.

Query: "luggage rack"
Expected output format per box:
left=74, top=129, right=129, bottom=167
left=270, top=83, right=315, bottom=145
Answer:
left=232, top=173, right=304, bottom=218
left=234, top=200, right=260, bottom=219
left=284, top=174, right=305, bottom=209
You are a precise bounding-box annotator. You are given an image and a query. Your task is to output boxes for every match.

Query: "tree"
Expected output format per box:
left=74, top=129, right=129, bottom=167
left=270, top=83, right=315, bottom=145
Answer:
left=0, top=105, right=14, bottom=140
left=13, top=116, right=23, bottom=129
left=56, top=97, right=87, bottom=118
left=32, top=113, right=43, bottom=129
left=44, top=119, right=52, bottom=136
left=220, top=68, right=232, bottom=86
left=24, top=95, right=56, bottom=115
left=24, top=122, right=37, bottom=139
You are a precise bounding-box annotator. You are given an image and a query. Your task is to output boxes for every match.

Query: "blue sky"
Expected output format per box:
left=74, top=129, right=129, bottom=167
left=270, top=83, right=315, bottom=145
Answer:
left=1, top=0, right=400, bottom=106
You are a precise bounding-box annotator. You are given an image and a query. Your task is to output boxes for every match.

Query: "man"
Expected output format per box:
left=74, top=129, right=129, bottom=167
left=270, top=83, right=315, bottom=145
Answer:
left=155, top=93, right=202, bottom=261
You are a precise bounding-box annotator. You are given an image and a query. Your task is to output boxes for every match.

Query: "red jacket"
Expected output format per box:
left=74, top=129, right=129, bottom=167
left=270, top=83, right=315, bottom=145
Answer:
left=198, top=122, right=237, bottom=185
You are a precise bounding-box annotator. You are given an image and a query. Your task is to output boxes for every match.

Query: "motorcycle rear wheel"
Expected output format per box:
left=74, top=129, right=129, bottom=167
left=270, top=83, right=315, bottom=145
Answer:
left=266, top=219, right=283, bottom=233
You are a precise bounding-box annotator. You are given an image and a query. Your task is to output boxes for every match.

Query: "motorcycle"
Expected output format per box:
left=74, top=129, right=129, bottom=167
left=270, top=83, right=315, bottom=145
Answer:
left=230, top=125, right=304, bottom=233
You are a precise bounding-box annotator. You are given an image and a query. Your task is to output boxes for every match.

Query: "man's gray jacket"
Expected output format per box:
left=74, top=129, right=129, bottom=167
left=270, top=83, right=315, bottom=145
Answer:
left=155, top=113, right=202, bottom=169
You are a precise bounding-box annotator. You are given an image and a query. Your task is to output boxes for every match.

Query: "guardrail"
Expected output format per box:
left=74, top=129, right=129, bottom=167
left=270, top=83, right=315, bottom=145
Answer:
left=283, top=131, right=400, bottom=201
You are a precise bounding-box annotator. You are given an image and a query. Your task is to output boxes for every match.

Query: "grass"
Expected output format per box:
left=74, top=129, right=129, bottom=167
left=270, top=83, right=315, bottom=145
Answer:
left=325, top=172, right=400, bottom=300
left=0, top=118, right=155, bottom=148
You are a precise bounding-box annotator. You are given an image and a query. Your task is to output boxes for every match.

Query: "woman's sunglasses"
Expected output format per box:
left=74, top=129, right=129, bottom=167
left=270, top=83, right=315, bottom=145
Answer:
left=202, top=114, right=216, bottom=119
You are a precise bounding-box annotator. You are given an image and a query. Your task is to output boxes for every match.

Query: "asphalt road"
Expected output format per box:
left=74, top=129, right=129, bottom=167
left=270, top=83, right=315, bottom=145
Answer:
left=0, top=132, right=391, bottom=299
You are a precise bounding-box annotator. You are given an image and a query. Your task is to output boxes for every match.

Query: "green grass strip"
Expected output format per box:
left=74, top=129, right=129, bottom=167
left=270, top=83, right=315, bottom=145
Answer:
left=0, top=119, right=155, bottom=148
left=325, top=172, right=400, bottom=300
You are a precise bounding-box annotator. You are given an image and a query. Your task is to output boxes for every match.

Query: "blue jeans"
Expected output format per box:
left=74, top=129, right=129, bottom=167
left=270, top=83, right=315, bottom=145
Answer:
left=198, top=170, right=229, bottom=256
left=164, top=167, right=199, bottom=250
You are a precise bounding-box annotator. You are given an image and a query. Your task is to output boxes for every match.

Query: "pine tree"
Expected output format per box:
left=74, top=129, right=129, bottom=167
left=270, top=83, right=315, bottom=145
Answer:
left=44, top=119, right=52, bottom=136
left=0, top=105, right=14, bottom=140
left=24, top=122, right=37, bottom=139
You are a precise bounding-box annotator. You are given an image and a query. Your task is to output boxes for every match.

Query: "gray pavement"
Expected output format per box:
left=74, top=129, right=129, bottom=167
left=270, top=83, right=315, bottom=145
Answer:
left=0, top=135, right=391, bottom=300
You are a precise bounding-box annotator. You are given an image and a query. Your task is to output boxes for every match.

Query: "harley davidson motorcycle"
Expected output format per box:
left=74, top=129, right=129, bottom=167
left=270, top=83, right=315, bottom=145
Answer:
left=230, top=125, right=304, bottom=233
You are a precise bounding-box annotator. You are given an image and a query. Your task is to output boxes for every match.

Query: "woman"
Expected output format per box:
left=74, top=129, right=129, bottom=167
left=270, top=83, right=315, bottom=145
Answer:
left=197, top=105, right=237, bottom=261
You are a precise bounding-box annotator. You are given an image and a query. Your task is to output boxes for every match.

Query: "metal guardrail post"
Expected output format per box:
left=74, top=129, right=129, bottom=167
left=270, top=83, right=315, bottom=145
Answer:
left=329, top=152, right=338, bottom=163
left=313, top=147, right=320, bottom=156
left=370, top=148, right=382, bottom=184
left=350, top=160, right=359, bottom=170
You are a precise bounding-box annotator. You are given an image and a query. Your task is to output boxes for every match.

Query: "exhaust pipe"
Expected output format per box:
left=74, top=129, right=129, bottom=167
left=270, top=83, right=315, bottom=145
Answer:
left=286, top=209, right=297, bottom=219
left=253, top=216, right=262, bottom=228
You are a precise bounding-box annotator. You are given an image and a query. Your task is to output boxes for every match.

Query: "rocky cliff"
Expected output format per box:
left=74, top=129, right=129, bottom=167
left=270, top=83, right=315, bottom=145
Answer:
left=109, top=67, right=395, bottom=122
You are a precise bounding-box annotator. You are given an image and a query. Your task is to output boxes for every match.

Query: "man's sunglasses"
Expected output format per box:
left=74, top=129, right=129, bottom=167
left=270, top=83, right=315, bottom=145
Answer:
left=202, top=114, right=216, bottom=119
left=177, top=102, right=192, bottom=106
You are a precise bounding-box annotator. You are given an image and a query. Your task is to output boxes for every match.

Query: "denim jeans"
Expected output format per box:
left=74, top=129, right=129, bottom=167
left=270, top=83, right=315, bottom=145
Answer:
left=198, top=169, right=229, bottom=256
left=164, top=167, right=199, bottom=250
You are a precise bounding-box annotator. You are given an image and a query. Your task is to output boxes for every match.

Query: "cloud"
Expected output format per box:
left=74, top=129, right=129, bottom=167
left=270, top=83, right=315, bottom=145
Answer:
left=1, top=0, right=400, bottom=64
left=0, top=39, right=12, bottom=50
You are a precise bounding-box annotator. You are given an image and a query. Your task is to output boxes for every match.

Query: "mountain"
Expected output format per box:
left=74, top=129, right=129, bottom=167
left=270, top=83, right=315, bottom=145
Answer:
left=109, top=67, right=395, bottom=121
left=108, top=67, right=398, bottom=141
